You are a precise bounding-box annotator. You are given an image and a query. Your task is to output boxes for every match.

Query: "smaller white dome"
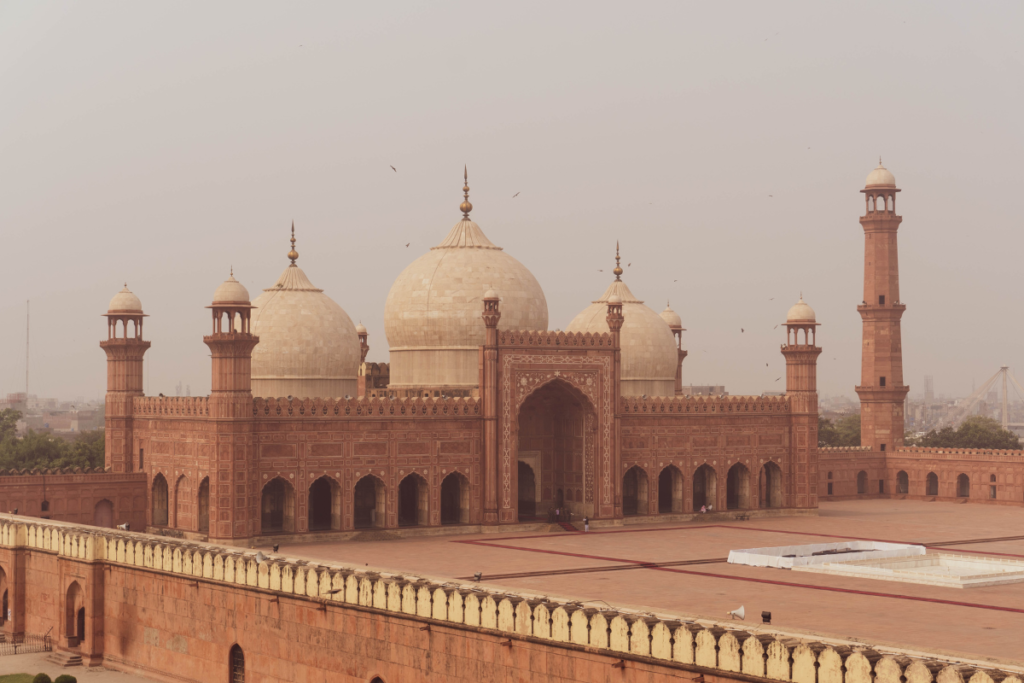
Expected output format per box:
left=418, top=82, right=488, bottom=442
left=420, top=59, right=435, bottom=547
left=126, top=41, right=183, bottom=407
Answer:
left=212, top=273, right=250, bottom=303
left=660, top=302, right=682, bottom=328
left=608, top=294, right=622, bottom=304
left=355, top=323, right=367, bottom=334
left=484, top=289, right=497, bottom=299
left=787, top=295, right=816, bottom=323
left=108, top=285, right=142, bottom=313
left=865, top=162, right=896, bottom=188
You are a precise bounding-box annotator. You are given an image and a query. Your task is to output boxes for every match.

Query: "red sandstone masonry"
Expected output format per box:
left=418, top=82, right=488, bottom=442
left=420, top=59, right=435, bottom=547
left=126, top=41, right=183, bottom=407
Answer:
left=1, top=515, right=1019, bottom=683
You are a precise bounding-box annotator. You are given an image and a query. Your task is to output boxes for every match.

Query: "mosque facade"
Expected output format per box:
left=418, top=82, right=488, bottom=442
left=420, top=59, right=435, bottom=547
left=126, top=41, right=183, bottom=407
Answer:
left=85, top=171, right=821, bottom=544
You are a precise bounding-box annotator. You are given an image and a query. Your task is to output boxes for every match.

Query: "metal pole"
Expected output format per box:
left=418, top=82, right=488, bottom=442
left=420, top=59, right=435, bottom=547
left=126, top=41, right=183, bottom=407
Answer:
left=25, top=300, right=30, bottom=399
left=1002, top=365, right=1010, bottom=430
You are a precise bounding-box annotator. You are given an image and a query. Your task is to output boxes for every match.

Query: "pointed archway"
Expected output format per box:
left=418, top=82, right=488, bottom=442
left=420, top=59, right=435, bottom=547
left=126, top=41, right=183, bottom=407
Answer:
left=440, top=472, right=470, bottom=524
left=353, top=475, right=385, bottom=529
left=516, top=379, right=596, bottom=520
left=758, top=461, right=783, bottom=508
left=693, top=464, right=717, bottom=511
left=260, top=477, right=295, bottom=534
left=658, top=465, right=683, bottom=513
left=726, top=463, right=750, bottom=510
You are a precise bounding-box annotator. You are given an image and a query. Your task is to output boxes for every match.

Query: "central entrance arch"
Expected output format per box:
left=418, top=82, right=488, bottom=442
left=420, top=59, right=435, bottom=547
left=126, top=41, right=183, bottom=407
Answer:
left=516, top=379, right=595, bottom=521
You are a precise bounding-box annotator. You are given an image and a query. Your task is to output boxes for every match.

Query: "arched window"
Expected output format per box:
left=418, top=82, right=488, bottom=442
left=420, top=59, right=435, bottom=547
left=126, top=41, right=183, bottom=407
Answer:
left=726, top=463, right=751, bottom=510
left=41, top=500, right=50, bottom=512
left=926, top=472, right=938, bottom=496
left=261, top=478, right=295, bottom=534
left=353, top=475, right=385, bottom=529
left=440, top=472, right=470, bottom=524
left=230, top=644, right=245, bottom=683
left=152, top=474, right=169, bottom=526
left=198, top=477, right=210, bottom=533
left=398, top=473, right=428, bottom=526
left=622, top=466, right=649, bottom=516
left=658, top=465, right=684, bottom=513
left=308, top=476, right=340, bottom=532
left=957, top=473, right=970, bottom=498
left=896, top=471, right=909, bottom=494
left=856, top=471, right=867, bottom=495
left=692, top=464, right=717, bottom=511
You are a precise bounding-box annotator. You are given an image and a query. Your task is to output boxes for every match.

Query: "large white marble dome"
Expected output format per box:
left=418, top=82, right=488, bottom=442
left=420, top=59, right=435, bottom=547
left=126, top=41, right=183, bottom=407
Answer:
left=249, top=238, right=360, bottom=399
left=566, top=274, right=678, bottom=398
left=384, top=184, right=548, bottom=394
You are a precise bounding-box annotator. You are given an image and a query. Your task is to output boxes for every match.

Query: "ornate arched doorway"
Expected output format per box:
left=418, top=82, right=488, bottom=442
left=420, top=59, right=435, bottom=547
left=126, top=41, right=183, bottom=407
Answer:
left=398, top=473, right=428, bottom=526
left=197, top=477, right=210, bottom=533
left=440, top=472, right=470, bottom=524
left=622, top=466, right=648, bottom=516
left=308, top=476, right=340, bottom=532
left=65, top=581, right=85, bottom=648
left=726, top=463, right=750, bottom=510
left=693, top=464, right=717, bottom=511
left=152, top=474, right=169, bottom=526
left=260, top=478, right=295, bottom=534
left=516, top=380, right=595, bottom=520
left=658, top=465, right=683, bottom=513
left=353, top=475, right=385, bottom=529
left=758, top=462, right=783, bottom=508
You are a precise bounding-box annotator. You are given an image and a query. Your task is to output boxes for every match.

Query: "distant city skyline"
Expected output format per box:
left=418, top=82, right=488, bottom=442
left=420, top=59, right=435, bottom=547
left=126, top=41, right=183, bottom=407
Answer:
left=1, top=2, right=1022, bottom=399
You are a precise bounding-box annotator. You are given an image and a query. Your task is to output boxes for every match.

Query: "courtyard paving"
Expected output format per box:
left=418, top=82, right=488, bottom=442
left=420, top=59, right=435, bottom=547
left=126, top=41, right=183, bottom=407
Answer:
left=274, top=499, right=1024, bottom=668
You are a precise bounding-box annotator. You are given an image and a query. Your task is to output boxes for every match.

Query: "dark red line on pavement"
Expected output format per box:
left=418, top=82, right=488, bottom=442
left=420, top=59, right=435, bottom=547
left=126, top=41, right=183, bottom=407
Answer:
left=457, top=539, right=1024, bottom=615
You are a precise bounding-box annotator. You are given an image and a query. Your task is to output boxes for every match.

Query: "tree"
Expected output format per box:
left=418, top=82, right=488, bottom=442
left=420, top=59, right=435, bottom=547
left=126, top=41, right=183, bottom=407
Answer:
left=818, top=414, right=861, bottom=447
left=0, top=427, right=105, bottom=471
left=916, top=416, right=1021, bottom=450
left=0, top=408, right=20, bottom=441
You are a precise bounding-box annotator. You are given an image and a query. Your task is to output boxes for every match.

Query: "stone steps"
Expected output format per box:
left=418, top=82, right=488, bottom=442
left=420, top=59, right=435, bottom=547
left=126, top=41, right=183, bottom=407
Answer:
left=47, top=651, right=83, bottom=667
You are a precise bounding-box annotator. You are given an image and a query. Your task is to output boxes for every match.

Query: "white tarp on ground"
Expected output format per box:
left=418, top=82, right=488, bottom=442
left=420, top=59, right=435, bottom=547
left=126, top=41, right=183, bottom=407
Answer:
left=727, top=541, right=924, bottom=569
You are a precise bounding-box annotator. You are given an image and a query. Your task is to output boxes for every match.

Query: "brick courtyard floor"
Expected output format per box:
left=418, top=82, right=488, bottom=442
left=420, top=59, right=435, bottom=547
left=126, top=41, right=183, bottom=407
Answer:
left=278, top=499, right=1024, bottom=667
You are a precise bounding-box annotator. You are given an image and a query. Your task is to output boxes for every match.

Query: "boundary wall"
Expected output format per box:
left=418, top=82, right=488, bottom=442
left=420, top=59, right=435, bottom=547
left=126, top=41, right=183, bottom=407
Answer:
left=0, top=469, right=147, bottom=529
left=819, top=447, right=1024, bottom=505
left=1, top=514, right=1021, bottom=683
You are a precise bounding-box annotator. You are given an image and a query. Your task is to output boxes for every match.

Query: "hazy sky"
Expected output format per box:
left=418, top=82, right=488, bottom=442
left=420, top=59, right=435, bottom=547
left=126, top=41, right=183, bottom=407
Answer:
left=2, top=1, right=1022, bottom=401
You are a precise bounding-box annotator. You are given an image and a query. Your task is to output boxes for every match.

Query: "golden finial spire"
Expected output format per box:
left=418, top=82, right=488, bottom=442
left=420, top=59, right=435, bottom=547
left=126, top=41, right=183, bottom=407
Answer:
left=613, top=241, right=623, bottom=281
left=460, top=165, right=473, bottom=219
left=287, top=221, right=299, bottom=265
left=230, top=266, right=233, bottom=277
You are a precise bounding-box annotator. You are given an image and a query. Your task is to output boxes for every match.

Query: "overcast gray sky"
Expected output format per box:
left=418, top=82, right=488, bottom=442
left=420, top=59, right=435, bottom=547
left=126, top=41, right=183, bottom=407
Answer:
left=1, top=1, right=1022, bottom=402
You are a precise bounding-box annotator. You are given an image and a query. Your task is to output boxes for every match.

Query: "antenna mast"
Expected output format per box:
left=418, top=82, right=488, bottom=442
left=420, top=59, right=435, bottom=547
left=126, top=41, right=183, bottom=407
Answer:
left=25, top=300, right=30, bottom=399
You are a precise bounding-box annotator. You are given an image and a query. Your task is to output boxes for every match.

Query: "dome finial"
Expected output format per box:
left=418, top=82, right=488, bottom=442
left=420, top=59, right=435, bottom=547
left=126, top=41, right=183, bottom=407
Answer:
left=613, top=241, right=623, bottom=281
left=460, top=165, right=473, bottom=219
left=287, top=221, right=299, bottom=265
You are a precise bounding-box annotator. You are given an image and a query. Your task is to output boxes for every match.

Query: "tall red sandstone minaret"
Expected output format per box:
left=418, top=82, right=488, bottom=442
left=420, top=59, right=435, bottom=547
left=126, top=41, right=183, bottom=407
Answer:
left=782, top=295, right=821, bottom=508
left=856, top=162, right=909, bottom=451
left=101, top=285, right=150, bottom=473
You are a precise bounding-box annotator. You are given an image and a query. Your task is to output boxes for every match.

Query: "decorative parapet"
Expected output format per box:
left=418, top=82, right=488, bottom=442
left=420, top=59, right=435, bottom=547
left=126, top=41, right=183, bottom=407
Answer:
left=2, top=514, right=1018, bottom=682
left=498, top=329, right=614, bottom=348
left=621, top=395, right=790, bottom=415
left=252, top=396, right=481, bottom=419
left=0, top=466, right=110, bottom=476
left=895, top=447, right=1024, bottom=459
left=819, top=446, right=873, bottom=453
left=133, top=396, right=210, bottom=417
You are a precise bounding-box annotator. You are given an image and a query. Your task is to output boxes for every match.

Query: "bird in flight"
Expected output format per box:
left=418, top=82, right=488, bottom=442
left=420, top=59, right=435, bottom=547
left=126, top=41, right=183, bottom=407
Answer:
left=775, top=377, right=782, bottom=382
left=768, top=195, right=773, bottom=198
left=773, top=324, right=779, bottom=329
left=628, top=263, right=631, bottom=267
left=598, top=269, right=603, bottom=272
left=513, top=192, right=520, bottom=198
left=765, top=363, right=768, bottom=367
left=674, top=279, right=678, bottom=282
left=769, top=297, right=774, bottom=301
left=390, top=165, right=397, bottom=172
left=741, top=328, right=745, bottom=333
left=405, top=243, right=410, bottom=247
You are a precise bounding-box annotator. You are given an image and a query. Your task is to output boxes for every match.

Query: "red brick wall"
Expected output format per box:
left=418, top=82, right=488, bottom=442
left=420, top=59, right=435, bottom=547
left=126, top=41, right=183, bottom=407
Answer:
left=819, top=447, right=1024, bottom=505
left=0, top=472, right=147, bottom=530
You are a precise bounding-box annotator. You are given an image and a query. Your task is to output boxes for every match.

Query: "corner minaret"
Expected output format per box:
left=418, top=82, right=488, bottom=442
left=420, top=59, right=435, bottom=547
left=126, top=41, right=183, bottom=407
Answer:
left=855, top=161, right=909, bottom=452
left=782, top=295, right=821, bottom=509
left=204, top=271, right=259, bottom=415
left=100, top=285, right=150, bottom=473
